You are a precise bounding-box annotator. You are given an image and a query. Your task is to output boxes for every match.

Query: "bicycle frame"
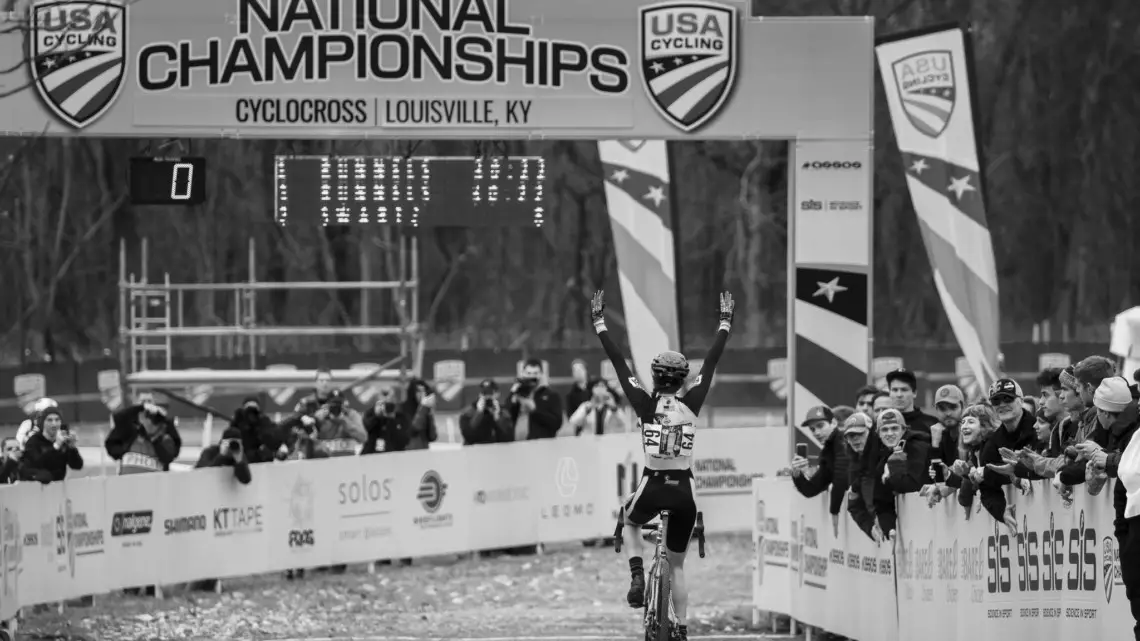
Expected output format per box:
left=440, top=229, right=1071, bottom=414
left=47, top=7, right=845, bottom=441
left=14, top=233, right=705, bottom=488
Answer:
left=615, top=509, right=705, bottom=641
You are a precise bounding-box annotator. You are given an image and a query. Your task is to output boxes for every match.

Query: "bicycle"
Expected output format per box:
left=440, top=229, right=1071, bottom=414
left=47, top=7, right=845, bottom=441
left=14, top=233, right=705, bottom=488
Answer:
left=614, top=509, right=706, bottom=641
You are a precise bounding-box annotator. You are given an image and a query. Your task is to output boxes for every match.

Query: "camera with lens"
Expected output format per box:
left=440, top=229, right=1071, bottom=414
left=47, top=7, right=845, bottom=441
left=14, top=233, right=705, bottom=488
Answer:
left=222, top=438, right=243, bottom=455
left=514, top=377, right=537, bottom=398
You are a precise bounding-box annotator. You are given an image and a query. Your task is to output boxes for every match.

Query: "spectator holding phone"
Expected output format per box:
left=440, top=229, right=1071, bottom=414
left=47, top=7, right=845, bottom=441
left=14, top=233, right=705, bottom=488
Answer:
left=460, top=379, right=514, bottom=444
left=568, top=379, right=625, bottom=436
left=22, top=406, right=84, bottom=482
left=402, top=378, right=438, bottom=450
left=790, top=405, right=849, bottom=537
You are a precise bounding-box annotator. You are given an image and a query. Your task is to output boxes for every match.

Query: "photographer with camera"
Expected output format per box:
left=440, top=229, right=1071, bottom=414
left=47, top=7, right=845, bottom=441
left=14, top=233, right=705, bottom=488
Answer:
left=309, top=389, right=367, bottom=457
left=194, top=427, right=252, bottom=484
left=22, top=406, right=84, bottom=482
left=362, top=388, right=411, bottom=453
left=402, top=378, right=438, bottom=450
left=509, top=359, right=563, bottom=440
left=229, top=397, right=282, bottom=463
left=0, top=437, right=50, bottom=484
left=568, top=378, right=626, bottom=436
left=105, top=400, right=183, bottom=475
left=460, top=379, right=514, bottom=445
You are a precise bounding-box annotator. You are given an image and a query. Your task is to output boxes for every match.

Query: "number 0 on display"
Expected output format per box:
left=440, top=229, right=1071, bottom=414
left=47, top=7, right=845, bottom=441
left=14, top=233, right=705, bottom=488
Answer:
left=171, top=162, right=194, bottom=200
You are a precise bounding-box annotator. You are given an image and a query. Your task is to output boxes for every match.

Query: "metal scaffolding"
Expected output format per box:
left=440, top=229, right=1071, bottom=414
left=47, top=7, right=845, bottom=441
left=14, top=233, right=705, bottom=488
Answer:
left=117, top=235, right=421, bottom=395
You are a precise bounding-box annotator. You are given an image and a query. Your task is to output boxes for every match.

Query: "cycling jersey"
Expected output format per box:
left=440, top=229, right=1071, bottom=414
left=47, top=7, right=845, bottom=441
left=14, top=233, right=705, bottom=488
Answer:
left=597, top=328, right=728, bottom=472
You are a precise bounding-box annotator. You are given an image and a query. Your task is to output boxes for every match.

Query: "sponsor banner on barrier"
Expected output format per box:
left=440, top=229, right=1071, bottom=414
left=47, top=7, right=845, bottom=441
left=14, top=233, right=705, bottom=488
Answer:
left=467, top=444, right=540, bottom=551
left=753, top=478, right=1135, bottom=641
left=105, top=475, right=159, bottom=590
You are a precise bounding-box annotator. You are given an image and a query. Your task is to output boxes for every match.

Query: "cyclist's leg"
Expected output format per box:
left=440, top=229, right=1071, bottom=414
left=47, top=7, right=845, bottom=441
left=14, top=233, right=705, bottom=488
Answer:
left=663, top=477, right=699, bottom=631
left=623, top=475, right=656, bottom=608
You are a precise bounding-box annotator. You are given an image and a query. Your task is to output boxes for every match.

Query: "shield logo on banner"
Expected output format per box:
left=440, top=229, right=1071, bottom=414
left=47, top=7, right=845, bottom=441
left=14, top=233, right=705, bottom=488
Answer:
left=29, top=0, right=128, bottom=129
left=766, top=358, right=787, bottom=401
left=891, top=50, right=957, bottom=139
left=432, top=360, right=466, bottom=402
left=13, top=373, right=47, bottom=414
left=639, top=1, right=738, bottom=133
left=265, top=364, right=299, bottom=407
left=349, top=363, right=386, bottom=404
left=618, top=140, right=647, bottom=153
left=97, top=369, right=122, bottom=410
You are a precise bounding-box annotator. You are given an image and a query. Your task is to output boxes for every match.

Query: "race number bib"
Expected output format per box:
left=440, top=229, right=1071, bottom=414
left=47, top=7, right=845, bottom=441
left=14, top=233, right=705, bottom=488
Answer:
left=322, top=438, right=358, bottom=454
left=121, top=452, right=160, bottom=470
left=642, top=423, right=695, bottom=458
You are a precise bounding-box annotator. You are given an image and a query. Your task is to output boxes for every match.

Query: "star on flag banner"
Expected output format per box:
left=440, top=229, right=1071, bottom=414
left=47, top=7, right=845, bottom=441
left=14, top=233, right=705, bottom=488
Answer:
left=597, top=141, right=681, bottom=389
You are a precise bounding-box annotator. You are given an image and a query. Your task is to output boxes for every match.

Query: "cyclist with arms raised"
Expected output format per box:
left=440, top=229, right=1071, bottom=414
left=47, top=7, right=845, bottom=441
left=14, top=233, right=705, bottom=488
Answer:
left=590, top=290, right=734, bottom=641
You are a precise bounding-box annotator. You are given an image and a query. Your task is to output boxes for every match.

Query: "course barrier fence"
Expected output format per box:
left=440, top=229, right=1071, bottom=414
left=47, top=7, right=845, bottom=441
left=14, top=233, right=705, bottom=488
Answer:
left=0, top=427, right=786, bottom=619
left=751, top=477, right=1133, bottom=641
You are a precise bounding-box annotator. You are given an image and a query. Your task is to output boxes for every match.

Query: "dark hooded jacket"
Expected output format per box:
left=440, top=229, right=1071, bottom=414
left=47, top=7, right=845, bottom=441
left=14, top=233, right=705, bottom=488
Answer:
left=105, top=404, right=182, bottom=474
left=402, top=378, right=438, bottom=450
left=791, top=427, right=850, bottom=516
left=195, top=427, right=253, bottom=484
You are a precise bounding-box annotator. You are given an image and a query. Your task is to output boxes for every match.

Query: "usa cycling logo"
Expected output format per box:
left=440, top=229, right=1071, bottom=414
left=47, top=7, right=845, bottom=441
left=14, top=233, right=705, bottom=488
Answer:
left=639, top=1, right=738, bottom=133
left=29, top=0, right=128, bottom=129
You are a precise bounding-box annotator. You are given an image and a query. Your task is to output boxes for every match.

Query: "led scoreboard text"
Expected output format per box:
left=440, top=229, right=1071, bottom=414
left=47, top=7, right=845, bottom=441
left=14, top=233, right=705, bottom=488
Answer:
left=275, top=156, right=546, bottom=227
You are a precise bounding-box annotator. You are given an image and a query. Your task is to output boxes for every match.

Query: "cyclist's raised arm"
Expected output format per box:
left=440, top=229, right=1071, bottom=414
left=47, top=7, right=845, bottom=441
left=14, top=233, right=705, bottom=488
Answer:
left=591, top=291, right=653, bottom=409
left=679, top=291, right=734, bottom=415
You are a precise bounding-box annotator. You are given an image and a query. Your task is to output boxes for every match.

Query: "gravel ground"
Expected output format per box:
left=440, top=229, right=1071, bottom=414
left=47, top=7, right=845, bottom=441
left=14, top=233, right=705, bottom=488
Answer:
left=15, top=534, right=792, bottom=641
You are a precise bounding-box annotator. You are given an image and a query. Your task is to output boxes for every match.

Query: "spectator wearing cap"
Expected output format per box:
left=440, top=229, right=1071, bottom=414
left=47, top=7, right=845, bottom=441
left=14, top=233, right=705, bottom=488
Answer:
left=568, top=379, right=626, bottom=436
left=790, top=406, right=850, bottom=535
left=846, top=409, right=910, bottom=542
left=975, top=378, right=1036, bottom=524
left=1075, top=376, right=1140, bottom=496
left=460, top=379, right=515, bottom=445
left=853, top=385, right=880, bottom=418
left=1058, top=357, right=1116, bottom=486
left=878, top=408, right=932, bottom=495
left=884, top=368, right=938, bottom=436
left=930, top=385, right=964, bottom=466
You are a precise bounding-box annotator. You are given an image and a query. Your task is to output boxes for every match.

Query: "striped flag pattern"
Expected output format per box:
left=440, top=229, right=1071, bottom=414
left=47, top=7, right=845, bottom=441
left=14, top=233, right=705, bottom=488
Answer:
left=876, top=26, right=1001, bottom=391
left=597, top=141, right=681, bottom=387
left=790, top=140, right=873, bottom=451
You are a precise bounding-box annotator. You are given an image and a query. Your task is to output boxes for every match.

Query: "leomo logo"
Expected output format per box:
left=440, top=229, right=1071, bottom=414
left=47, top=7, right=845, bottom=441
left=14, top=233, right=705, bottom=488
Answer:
left=27, top=0, right=128, bottom=129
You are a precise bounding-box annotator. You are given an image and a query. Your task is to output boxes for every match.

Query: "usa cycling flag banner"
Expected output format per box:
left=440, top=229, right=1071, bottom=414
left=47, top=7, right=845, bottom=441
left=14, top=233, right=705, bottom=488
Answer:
left=875, top=25, right=1001, bottom=391
left=597, top=141, right=681, bottom=388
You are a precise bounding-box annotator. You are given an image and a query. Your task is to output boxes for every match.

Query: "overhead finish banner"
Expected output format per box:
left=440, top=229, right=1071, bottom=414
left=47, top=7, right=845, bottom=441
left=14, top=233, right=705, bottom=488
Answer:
left=874, top=25, right=1001, bottom=390
left=597, top=140, right=680, bottom=388
left=0, top=0, right=873, bottom=138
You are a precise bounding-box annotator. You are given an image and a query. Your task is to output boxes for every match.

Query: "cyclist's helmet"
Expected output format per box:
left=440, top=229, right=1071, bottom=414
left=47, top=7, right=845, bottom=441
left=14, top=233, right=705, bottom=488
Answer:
left=650, top=351, right=690, bottom=392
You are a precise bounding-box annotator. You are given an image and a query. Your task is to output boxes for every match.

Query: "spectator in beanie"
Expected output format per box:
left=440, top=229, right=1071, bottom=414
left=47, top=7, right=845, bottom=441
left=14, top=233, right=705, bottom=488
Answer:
left=565, top=359, right=592, bottom=421
left=569, top=379, right=626, bottom=436
left=228, top=397, right=281, bottom=463
left=1078, top=376, right=1138, bottom=496
left=22, top=407, right=84, bottom=482
left=791, top=405, right=849, bottom=537
left=930, top=384, right=964, bottom=467
left=884, top=368, right=938, bottom=434
left=460, top=379, right=514, bottom=444
left=853, top=385, right=880, bottom=418
left=976, top=378, right=1035, bottom=526
left=105, top=401, right=182, bottom=474
left=402, top=378, right=439, bottom=450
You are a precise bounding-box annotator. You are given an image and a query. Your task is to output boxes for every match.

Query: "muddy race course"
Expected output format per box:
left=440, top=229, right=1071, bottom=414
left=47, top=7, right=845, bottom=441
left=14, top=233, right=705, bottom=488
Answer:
left=18, top=534, right=791, bottom=641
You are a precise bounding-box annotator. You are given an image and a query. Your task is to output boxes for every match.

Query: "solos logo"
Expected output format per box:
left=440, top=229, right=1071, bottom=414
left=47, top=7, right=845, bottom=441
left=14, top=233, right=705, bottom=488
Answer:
left=639, top=1, right=738, bottom=133
left=29, top=0, right=128, bottom=129
left=111, top=511, right=153, bottom=536
left=414, top=470, right=453, bottom=529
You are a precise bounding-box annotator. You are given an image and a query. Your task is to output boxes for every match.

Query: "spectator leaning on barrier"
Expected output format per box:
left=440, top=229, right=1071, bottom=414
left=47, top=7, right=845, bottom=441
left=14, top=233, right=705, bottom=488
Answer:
left=509, top=358, right=563, bottom=440
left=942, top=403, right=999, bottom=518
left=0, top=436, right=48, bottom=484
left=311, top=390, right=367, bottom=456
left=1079, top=376, right=1137, bottom=496
left=565, top=359, right=592, bottom=421
left=569, top=379, right=626, bottom=436
left=400, top=378, right=439, bottom=450
left=105, top=401, right=182, bottom=474
left=930, top=384, right=964, bottom=468
left=228, top=397, right=281, bottom=463
left=884, top=368, right=938, bottom=435
left=974, top=378, right=1035, bottom=527
left=877, top=408, right=931, bottom=496
left=195, top=427, right=252, bottom=484
left=460, top=379, right=514, bottom=445
left=362, top=388, right=411, bottom=453
left=22, top=407, right=83, bottom=482
left=1058, top=356, right=1116, bottom=486
left=790, top=405, right=849, bottom=537
left=853, top=384, right=879, bottom=418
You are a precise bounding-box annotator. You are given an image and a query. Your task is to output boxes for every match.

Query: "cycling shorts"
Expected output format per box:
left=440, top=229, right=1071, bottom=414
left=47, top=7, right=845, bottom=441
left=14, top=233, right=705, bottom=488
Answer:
left=623, top=468, right=697, bottom=554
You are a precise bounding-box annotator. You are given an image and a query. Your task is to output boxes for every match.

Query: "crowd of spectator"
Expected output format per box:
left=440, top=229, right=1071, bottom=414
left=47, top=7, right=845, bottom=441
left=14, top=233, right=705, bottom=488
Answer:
left=789, top=356, right=1140, bottom=641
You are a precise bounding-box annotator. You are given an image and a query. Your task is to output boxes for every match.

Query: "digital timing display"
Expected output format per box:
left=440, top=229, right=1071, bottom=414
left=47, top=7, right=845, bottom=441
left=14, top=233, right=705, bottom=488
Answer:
left=129, top=157, right=207, bottom=206
left=274, top=156, right=546, bottom=228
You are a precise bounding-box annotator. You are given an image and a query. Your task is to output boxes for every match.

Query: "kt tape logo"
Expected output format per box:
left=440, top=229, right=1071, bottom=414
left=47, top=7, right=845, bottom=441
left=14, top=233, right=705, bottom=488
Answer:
left=417, top=470, right=447, bottom=514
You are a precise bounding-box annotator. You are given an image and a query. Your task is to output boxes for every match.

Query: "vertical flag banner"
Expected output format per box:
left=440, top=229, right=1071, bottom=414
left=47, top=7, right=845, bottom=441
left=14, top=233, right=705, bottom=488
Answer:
left=875, top=25, right=1001, bottom=391
left=789, top=140, right=873, bottom=450
left=597, top=140, right=681, bottom=387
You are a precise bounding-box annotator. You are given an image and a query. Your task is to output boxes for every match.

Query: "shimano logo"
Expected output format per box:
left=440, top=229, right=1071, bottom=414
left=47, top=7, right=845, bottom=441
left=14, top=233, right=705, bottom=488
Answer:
left=164, top=515, right=207, bottom=535
left=111, top=510, right=153, bottom=537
